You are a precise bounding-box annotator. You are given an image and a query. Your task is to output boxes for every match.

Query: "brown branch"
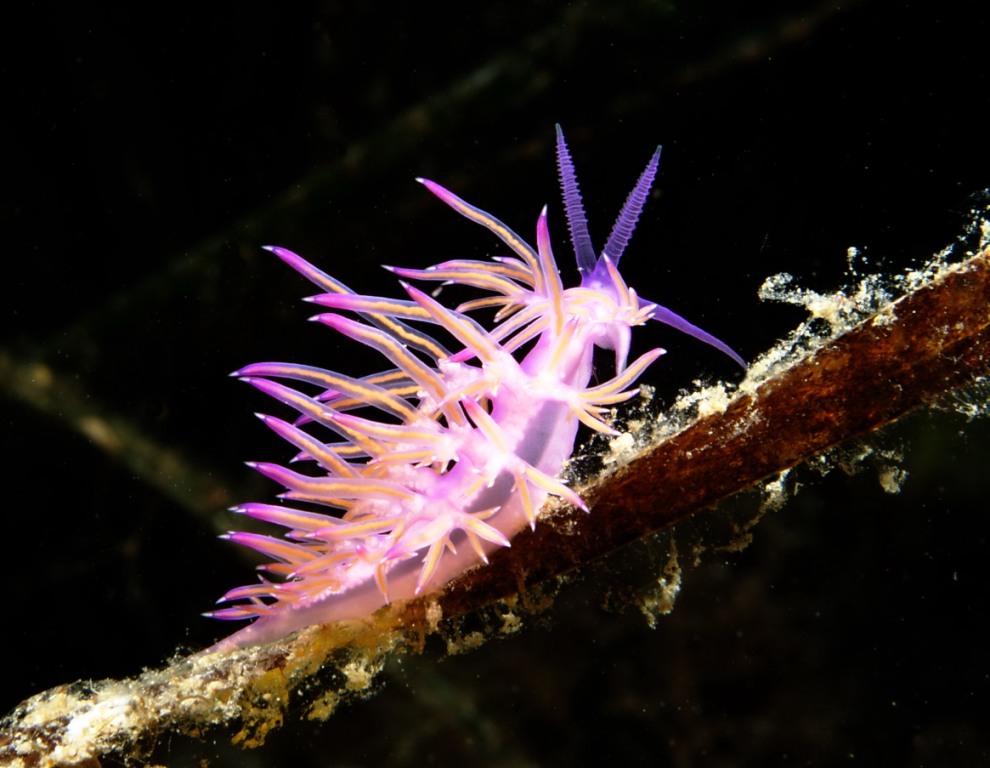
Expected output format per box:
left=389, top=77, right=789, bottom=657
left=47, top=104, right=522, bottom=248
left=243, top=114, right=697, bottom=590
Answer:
left=3, top=243, right=987, bottom=766
left=438, top=246, right=990, bottom=614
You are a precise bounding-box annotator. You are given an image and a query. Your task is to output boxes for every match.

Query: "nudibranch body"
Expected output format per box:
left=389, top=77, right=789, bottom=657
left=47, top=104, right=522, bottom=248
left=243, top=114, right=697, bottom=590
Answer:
left=210, top=126, right=742, bottom=650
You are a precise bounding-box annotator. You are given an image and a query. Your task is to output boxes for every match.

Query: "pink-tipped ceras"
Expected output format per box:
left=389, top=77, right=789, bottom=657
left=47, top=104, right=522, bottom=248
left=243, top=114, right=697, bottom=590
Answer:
left=210, top=126, right=743, bottom=650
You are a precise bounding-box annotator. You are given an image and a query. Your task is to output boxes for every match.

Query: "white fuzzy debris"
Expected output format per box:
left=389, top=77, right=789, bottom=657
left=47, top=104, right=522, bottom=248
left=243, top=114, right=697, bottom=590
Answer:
left=877, top=466, right=908, bottom=494
left=946, top=376, right=990, bottom=420
left=57, top=694, right=134, bottom=760
left=668, top=382, right=732, bottom=426
left=694, top=384, right=731, bottom=418
left=739, top=214, right=990, bottom=401
left=846, top=246, right=861, bottom=276
left=760, top=470, right=793, bottom=513
left=639, top=545, right=682, bottom=629
left=604, top=431, right=636, bottom=466
left=342, top=656, right=381, bottom=692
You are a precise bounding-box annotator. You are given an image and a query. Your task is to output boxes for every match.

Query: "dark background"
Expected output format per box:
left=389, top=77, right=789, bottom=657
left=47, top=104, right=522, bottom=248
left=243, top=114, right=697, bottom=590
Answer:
left=3, top=1, right=989, bottom=765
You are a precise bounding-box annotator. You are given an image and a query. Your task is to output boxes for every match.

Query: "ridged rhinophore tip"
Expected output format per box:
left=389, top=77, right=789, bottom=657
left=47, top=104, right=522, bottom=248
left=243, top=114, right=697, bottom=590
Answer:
left=602, top=141, right=663, bottom=266
left=554, top=122, right=599, bottom=276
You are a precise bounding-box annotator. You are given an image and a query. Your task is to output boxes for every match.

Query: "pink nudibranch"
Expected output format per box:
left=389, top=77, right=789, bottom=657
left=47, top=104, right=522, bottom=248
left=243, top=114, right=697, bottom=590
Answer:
left=209, top=126, right=743, bottom=651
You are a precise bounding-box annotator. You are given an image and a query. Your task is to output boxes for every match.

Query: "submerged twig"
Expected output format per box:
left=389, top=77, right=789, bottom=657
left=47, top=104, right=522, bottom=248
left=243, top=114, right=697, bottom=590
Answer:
left=2, top=234, right=987, bottom=764
left=438, top=244, right=990, bottom=614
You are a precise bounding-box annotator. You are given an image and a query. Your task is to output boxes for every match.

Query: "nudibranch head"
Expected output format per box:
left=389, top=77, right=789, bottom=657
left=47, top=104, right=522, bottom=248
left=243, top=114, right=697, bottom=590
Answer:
left=208, top=127, right=742, bottom=650
left=554, top=124, right=745, bottom=369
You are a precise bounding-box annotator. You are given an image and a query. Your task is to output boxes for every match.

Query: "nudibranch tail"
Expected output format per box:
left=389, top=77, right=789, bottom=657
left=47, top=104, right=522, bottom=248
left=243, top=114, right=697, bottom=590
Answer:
left=210, top=127, right=742, bottom=650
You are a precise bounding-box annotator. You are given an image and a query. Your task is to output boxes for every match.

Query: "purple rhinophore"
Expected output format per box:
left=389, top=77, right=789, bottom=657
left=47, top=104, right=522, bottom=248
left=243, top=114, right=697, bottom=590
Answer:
left=554, top=124, right=597, bottom=275
left=603, top=145, right=661, bottom=265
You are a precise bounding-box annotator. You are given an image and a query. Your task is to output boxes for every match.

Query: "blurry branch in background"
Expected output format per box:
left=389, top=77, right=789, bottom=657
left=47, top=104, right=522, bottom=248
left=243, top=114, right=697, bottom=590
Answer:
left=0, top=5, right=582, bottom=535
left=43, top=0, right=853, bottom=363
left=0, top=351, right=235, bottom=531
left=0, top=0, right=857, bottom=542
left=3, top=222, right=987, bottom=766
left=41, top=2, right=583, bottom=360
